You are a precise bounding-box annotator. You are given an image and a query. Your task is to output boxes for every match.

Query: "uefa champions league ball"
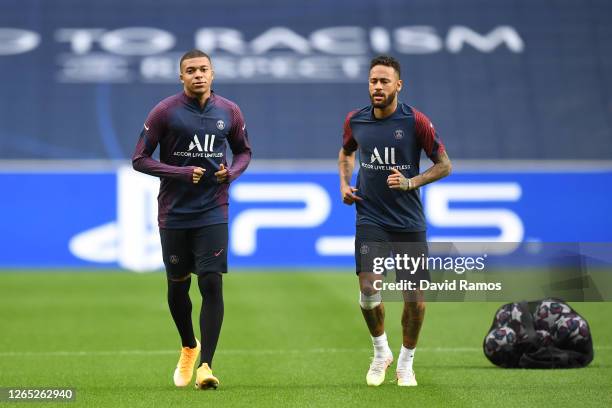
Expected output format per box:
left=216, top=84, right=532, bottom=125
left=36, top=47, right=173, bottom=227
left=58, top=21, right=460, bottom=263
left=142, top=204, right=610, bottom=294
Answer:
left=494, top=304, right=513, bottom=326
left=494, top=303, right=527, bottom=339
left=553, top=314, right=590, bottom=345
left=484, top=327, right=517, bottom=357
left=535, top=329, right=553, bottom=347
left=533, top=300, right=572, bottom=331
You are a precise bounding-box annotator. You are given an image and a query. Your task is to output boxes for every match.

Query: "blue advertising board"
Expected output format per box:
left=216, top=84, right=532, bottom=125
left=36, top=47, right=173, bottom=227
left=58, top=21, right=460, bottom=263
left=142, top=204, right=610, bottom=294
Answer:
left=0, top=167, right=610, bottom=270
left=1, top=0, right=611, bottom=160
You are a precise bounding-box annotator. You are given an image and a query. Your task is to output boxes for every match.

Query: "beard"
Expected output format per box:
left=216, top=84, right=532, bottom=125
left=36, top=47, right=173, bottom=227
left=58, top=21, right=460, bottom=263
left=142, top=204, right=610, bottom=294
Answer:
left=370, top=91, right=396, bottom=109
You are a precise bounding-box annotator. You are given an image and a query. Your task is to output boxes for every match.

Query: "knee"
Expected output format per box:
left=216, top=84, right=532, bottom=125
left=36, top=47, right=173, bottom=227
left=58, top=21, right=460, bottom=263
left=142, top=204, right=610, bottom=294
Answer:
left=359, top=291, right=381, bottom=310
left=167, top=274, right=191, bottom=299
left=358, top=274, right=381, bottom=297
left=359, top=283, right=378, bottom=297
left=168, top=274, right=191, bottom=282
left=198, top=273, right=223, bottom=296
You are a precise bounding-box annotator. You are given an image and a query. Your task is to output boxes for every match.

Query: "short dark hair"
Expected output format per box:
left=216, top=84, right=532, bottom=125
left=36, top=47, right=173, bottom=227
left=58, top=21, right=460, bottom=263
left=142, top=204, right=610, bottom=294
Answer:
left=179, top=49, right=212, bottom=71
left=369, top=55, right=401, bottom=78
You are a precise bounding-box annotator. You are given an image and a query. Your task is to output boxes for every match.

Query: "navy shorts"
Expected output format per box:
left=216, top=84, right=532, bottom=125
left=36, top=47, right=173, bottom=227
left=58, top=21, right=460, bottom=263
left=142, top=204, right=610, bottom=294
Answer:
left=355, top=224, right=430, bottom=282
left=159, top=223, right=228, bottom=279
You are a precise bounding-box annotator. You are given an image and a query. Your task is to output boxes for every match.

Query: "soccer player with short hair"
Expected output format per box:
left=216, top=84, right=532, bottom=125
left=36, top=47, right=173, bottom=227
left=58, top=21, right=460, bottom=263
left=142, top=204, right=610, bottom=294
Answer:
left=338, top=55, right=451, bottom=387
left=132, top=49, right=251, bottom=390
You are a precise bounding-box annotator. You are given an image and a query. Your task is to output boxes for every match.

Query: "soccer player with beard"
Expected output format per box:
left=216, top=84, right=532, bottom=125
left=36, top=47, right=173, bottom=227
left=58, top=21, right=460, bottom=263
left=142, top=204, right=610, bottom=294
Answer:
left=132, top=49, right=251, bottom=390
left=338, top=55, right=451, bottom=386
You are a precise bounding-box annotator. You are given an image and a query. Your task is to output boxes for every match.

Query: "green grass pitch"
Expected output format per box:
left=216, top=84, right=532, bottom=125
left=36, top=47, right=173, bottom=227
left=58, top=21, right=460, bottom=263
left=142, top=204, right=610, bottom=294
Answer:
left=1, top=271, right=611, bottom=407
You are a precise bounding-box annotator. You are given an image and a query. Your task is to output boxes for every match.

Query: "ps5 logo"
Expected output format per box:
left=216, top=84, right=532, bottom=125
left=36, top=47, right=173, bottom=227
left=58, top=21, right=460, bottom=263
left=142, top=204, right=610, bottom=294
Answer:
left=371, top=147, right=396, bottom=165
left=67, top=167, right=525, bottom=271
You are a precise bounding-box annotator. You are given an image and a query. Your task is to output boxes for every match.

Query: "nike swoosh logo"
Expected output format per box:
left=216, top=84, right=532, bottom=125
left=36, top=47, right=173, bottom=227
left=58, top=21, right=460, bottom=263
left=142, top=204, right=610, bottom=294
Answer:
left=144, top=123, right=150, bottom=131
left=214, top=249, right=224, bottom=257
left=242, top=124, right=246, bottom=131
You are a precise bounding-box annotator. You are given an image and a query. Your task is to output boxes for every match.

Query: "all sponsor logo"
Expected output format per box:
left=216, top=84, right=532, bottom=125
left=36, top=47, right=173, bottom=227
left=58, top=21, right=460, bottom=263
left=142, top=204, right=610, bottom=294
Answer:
left=175, top=134, right=222, bottom=158
left=188, top=134, right=204, bottom=152
left=371, top=147, right=395, bottom=165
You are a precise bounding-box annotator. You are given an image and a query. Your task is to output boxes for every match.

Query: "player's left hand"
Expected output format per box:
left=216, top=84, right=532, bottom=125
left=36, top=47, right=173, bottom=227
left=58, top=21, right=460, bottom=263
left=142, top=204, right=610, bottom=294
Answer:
left=387, top=168, right=412, bottom=191
left=214, top=163, right=229, bottom=183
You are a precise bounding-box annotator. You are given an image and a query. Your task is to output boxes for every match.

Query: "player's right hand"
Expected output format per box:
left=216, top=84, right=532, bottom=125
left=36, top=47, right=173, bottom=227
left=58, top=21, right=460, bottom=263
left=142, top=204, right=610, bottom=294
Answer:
left=341, top=185, right=362, bottom=205
left=192, top=167, right=205, bottom=184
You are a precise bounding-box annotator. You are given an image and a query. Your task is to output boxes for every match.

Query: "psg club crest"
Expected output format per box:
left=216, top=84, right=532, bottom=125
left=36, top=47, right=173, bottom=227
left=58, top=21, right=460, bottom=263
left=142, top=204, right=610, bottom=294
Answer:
left=394, top=129, right=404, bottom=140
left=216, top=120, right=225, bottom=130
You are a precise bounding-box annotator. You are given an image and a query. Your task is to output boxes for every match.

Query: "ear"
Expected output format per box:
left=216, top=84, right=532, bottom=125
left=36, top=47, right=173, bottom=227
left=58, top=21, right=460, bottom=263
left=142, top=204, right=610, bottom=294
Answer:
left=397, top=79, right=403, bottom=93
left=179, top=72, right=184, bottom=84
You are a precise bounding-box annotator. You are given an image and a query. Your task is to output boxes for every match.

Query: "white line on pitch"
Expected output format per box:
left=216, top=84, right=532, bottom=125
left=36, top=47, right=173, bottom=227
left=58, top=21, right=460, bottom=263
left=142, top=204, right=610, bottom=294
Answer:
left=0, top=346, right=610, bottom=357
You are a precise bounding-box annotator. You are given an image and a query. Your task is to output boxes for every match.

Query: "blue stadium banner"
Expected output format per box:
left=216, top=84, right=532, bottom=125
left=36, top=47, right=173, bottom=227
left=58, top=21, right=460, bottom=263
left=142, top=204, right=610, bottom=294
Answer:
left=0, top=167, right=610, bottom=270
left=1, top=0, right=611, bottom=160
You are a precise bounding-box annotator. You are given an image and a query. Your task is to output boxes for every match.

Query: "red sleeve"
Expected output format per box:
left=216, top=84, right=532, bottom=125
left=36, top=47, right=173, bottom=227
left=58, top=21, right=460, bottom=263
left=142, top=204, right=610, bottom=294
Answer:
left=226, top=103, right=252, bottom=183
left=132, top=101, right=193, bottom=182
left=413, top=107, right=445, bottom=160
left=341, top=110, right=359, bottom=153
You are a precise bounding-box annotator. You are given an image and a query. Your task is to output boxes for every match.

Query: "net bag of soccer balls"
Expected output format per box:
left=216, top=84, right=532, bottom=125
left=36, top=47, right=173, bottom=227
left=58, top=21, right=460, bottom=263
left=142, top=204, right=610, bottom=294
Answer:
left=483, top=299, right=593, bottom=368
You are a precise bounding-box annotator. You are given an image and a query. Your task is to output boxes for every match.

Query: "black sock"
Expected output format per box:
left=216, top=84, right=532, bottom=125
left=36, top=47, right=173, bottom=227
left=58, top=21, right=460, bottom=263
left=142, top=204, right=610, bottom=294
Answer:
left=167, top=278, right=197, bottom=348
left=198, top=273, right=224, bottom=368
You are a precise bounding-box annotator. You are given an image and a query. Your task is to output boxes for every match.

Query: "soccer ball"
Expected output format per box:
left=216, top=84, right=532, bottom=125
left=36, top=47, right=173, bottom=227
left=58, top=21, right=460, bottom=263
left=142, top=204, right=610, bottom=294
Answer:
left=533, top=300, right=571, bottom=331
left=494, top=303, right=527, bottom=339
left=484, top=327, right=517, bottom=357
left=494, top=303, right=513, bottom=326
left=553, top=314, right=590, bottom=345
left=535, top=329, right=553, bottom=347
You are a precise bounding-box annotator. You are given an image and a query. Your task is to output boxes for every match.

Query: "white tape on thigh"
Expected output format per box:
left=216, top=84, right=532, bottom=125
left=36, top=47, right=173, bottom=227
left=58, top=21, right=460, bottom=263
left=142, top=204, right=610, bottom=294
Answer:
left=359, top=292, right=381, bottom=310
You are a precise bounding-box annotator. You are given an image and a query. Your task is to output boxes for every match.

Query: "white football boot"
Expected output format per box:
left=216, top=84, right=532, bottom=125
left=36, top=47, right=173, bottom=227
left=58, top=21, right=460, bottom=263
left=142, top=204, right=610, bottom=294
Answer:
left=366, top=352, right=393, bottom=386
left=396, top=365, right=417, bottom=387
